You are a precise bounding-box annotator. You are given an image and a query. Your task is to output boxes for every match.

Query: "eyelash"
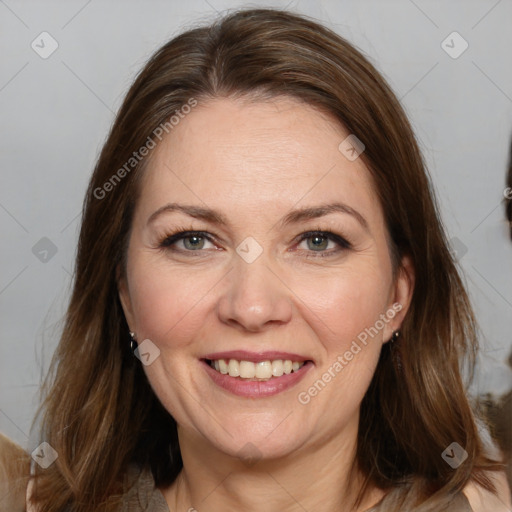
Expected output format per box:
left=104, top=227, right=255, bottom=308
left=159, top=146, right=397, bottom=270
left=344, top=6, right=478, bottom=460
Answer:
left=158, top=226, right=352, bottom=258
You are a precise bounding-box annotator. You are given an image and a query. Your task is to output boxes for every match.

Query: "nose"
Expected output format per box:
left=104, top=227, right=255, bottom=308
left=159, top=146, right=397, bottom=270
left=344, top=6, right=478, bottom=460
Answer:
left=216, top=258, right=293, bottom=333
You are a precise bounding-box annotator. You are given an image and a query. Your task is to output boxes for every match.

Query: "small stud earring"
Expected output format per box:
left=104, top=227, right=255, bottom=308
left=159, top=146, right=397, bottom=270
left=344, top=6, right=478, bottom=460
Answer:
left=390, top=330, right=401, bottom=342
left=390, top=330, right=402, bottom=371
left=129, top=332, right=138, bottom=354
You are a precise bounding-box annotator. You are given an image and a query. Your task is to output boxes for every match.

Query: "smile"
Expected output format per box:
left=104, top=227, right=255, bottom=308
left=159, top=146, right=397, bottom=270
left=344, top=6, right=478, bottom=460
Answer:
left=201, top=356, right=313, bottom=398
left=207, top=358, right=306, bottom=380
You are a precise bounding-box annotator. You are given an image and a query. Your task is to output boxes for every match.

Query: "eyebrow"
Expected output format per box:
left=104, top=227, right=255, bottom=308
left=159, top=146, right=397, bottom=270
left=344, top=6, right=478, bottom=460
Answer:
left=146, top=201, right=369, bottom=232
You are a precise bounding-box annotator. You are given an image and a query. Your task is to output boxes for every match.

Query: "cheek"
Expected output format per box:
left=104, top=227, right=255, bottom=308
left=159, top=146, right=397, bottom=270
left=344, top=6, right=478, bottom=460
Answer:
left=293, top=263, right=391, bottom=346
left=127, top=257, right=215, bottom=344
left=292, top=271, right=389, bottom=429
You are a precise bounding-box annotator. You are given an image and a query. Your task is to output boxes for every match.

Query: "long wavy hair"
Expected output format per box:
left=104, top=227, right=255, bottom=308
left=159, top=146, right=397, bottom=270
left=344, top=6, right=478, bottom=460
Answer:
left=31, top=8, right=504, bottom=511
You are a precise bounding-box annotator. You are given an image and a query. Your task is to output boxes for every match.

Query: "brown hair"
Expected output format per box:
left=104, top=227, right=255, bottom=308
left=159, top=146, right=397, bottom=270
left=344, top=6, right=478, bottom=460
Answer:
left=31, top=8, right=504, bottom=511
left=0, top=433, right=30, bottom=511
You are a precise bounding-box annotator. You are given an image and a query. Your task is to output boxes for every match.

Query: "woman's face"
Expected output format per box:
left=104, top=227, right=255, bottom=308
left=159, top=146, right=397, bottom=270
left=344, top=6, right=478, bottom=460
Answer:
left=119, top=95, right=413, bottom=462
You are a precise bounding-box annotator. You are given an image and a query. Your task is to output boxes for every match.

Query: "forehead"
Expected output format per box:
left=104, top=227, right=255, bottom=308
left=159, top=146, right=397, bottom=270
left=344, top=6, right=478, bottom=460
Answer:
left=137, top=95, right=383, bottom=230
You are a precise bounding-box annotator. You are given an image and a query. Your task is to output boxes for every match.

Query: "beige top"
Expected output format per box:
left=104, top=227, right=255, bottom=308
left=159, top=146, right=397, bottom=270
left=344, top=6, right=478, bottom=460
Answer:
left=123, top=467, right=474, bottom=512
left=25, top=467, right=474, bottom=511
left=365, top=488, right=473, bottom=512
left=121, top=468, right=169, bottom=511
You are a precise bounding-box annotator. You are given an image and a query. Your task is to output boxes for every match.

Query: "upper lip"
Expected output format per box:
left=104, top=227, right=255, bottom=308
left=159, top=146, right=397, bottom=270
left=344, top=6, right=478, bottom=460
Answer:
left=203, top=350, right=312, bottom=363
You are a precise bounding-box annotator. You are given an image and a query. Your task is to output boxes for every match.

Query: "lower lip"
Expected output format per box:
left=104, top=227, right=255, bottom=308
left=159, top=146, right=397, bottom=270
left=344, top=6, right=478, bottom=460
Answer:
left=202, top=360, right=314, bottom=398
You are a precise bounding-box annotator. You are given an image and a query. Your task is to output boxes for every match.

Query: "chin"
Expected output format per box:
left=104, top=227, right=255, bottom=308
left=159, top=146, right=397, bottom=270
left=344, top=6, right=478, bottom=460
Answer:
left=199, top=420, right=307, bottom=463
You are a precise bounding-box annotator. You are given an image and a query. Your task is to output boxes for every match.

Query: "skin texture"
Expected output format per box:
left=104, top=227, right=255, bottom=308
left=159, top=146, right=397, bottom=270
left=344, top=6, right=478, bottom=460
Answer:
left=118, top=96, right=415, bottom=511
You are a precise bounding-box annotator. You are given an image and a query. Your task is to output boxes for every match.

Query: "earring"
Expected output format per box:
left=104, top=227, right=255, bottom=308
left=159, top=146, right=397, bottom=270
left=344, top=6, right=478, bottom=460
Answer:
left=129, top=332, right=138, bottom=354
left=390, top=330, right=402, bottom=371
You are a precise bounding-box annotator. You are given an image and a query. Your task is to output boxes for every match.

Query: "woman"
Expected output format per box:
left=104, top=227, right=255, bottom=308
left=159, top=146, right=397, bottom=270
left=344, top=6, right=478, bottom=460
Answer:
left=27, top=8, right=510, bottom=512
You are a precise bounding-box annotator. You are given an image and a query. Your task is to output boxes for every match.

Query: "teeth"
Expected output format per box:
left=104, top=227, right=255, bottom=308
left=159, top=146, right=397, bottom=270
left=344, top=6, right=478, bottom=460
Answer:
left=255, top=361, right=272, bottom=378
left=218, top=359, right=229, bottom=374
left=239, top=361, right=254, bottom=378
left=228, top=359, right=240, bottom=377
left=209, top=358, right=306, bottom=380
left=272, top=360, right=284, bottom=377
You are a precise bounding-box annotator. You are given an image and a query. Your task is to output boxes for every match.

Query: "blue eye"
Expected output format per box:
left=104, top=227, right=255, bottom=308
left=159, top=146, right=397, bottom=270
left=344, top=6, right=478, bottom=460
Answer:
left=159, top=229, right=351, bottom=257
left=296, top=231, right=351, bottom=256
left=160, top=231, right=215, bottom=251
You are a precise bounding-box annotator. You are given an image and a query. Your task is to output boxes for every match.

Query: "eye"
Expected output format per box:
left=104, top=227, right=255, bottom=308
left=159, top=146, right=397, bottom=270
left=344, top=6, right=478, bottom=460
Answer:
left=158, top=228, right=351, bottom=257
left=295, top=230, right=351, bottom=257
left=159, top=230, right=217, bottom=252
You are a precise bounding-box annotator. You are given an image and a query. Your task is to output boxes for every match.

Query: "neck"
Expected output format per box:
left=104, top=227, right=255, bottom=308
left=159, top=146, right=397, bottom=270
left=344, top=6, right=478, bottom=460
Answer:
left=160, top=420, right=385, bottom=512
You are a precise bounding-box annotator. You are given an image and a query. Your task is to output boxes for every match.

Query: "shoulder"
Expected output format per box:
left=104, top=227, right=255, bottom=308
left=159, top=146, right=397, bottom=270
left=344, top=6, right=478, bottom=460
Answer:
left=463, top=471, right=512, bottom=512
left=105, top=464, right=170, bottom=511
left=126, top=465, right=170, bottom=511
left=25, top=463, right=170, bottom=512
left=0, top=432, right=30, bottom=512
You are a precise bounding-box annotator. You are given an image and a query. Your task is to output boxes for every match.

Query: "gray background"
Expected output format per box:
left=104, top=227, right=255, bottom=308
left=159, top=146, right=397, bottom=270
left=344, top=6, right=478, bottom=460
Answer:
left=1, top=0, right=511, bottom=450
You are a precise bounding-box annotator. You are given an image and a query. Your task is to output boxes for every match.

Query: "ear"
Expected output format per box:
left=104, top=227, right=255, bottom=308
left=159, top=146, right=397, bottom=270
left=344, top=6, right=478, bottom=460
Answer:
left=117, top=264, right=136, bottom=332
left=383, top=254, right=415, bottom=343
